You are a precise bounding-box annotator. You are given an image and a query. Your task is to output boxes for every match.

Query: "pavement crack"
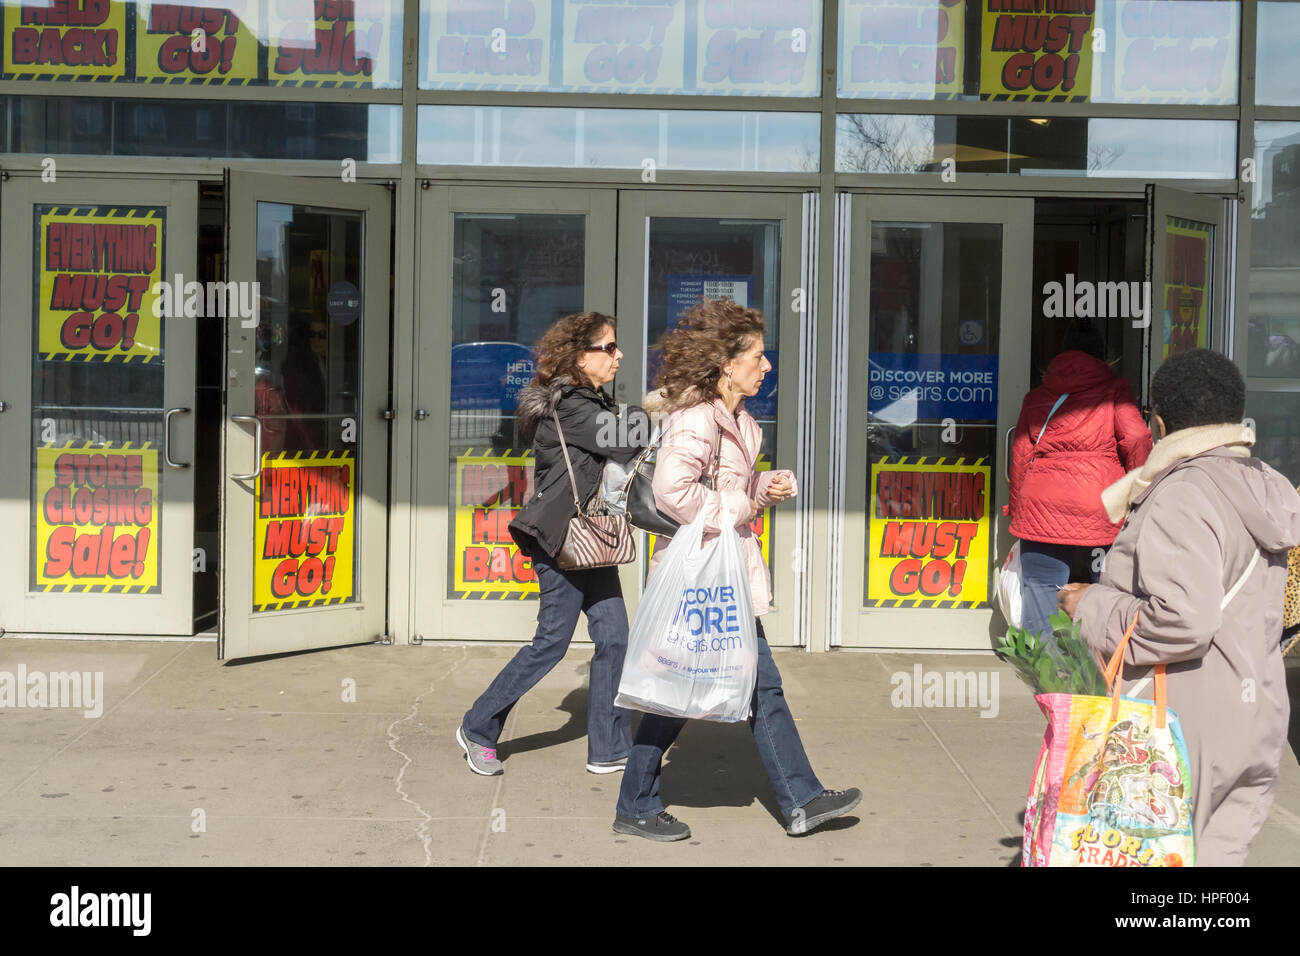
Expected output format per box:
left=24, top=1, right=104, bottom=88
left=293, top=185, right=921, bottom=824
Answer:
left=386, top=647, right=468, bottom=867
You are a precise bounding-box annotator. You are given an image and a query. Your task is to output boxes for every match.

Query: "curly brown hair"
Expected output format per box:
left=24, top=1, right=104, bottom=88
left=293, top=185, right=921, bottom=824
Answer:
left=654, top=299, right=766, bottom=409
left=533, top=311, right=616, bottom=388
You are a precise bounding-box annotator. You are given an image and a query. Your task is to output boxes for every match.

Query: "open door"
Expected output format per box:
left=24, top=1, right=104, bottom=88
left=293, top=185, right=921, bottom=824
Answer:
left=221, top=172, right=391, bottom=661
left=0, top=177, right=196, bottom=635
left=841, top=194, right=1034, bottom=649
left=1145, top=184, right=1229, bottom=388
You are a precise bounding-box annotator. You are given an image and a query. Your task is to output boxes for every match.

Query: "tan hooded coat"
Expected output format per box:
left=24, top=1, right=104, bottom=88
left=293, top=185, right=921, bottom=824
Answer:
left=1075, top=447, right=1300, bottom=865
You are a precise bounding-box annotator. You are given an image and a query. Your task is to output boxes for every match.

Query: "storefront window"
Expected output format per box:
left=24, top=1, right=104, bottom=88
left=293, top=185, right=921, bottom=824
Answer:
left=1247, top=123, right=1300, bottom=380
left=420, top=0, right=821, bottom=96
left=1246, top=391, right=1300, bottom=486
left=1257, top=3, right=1300, bottom=107
left=6, top=96, right=401, bottom=161
left=1, top=0, right=403, bottom=87
left=418, top=105, right=819, bottom=171
left=836, top=114, right=1235, bottom=179
left=837, top=0, right=1238, bottom=105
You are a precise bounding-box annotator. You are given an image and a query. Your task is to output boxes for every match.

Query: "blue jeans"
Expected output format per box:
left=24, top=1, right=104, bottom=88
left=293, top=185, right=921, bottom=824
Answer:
left=462, top=549, right=633, bottom=764
left=615, top=620, right=823, bottom=819
left=1019, top=541, right=1105, bottom=643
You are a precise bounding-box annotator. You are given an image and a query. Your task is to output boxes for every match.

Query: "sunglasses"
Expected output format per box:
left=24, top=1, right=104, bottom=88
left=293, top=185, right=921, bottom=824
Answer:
left=310, top=329, right=328, bottom=340
left=585, top=342, right=618, bottom=356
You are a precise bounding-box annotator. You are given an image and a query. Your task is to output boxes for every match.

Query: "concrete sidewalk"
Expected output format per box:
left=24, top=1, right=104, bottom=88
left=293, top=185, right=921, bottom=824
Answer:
left=1, top=637, right=1297, bottom=866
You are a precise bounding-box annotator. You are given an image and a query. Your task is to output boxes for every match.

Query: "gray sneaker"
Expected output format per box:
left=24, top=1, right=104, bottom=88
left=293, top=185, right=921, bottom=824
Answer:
left=613, top=811, right=691, bottom=842
left=456, top=726, right=503, bottom=776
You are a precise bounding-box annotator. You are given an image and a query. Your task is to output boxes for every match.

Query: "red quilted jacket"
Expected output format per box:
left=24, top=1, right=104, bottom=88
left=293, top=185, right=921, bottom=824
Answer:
left=1007, top=352, right=1152, bottom=546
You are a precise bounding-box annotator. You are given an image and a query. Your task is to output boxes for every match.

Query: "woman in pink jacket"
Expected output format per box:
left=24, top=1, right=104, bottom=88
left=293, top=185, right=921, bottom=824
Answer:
left=612, top=299, right=861, bottom=842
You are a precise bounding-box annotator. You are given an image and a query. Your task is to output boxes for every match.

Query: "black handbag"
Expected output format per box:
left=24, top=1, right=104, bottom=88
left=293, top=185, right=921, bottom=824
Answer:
left=624, top=423, right=722, bottom=537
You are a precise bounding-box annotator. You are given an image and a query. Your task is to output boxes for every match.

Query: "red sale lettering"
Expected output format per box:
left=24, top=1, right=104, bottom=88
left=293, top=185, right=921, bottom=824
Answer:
left=19, top=0, right=111, bottom=26
left=12, top=26, right=117, bottom=67
left=44, top=223, right=157, bottom=274
left=274, top=21, right=377, bottom=76
left=702, top=29, right=804, bottom=85
left=48, top=273, right=151, bottom=313
left=43, top=525, right=150, bottom=580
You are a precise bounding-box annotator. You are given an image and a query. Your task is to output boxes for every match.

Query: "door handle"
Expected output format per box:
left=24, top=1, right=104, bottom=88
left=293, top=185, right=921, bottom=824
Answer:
left=230, top=415, right=263, bottom=480
left=1004, top=425, right=1015, bottom=482
left=164, top=406, right=191, bottom=469
left=414, top=408, right=429, bottom=421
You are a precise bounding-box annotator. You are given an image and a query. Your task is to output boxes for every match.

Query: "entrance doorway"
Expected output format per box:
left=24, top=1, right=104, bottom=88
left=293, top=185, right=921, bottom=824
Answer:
left=408, top=186, right=808, bottom=647
left=838, top=185, right=1230, bottom=649
left=220, top=173, right=393, bottom=661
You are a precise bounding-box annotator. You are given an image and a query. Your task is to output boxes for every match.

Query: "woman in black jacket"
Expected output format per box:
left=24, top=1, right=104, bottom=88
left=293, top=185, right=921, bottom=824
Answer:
left=458, top=312, right=647, bottom=776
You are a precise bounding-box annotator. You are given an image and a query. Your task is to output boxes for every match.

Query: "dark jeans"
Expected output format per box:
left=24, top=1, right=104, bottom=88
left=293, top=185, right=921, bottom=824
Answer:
left=1020, top=540, right=1105, bottom=643
left=462, top=548, right=633, bottom=764
left=615, top=620, right=823, bottom=820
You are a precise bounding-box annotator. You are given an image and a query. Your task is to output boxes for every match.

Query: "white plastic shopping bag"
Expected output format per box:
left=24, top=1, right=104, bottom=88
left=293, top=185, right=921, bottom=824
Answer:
left=615, top=500, right=758, bottom=722
left=994, top=540, right=1023, bottom=629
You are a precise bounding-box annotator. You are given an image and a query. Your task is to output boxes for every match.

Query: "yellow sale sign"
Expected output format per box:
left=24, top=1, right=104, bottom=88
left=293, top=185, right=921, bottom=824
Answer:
left=36, top=206, right=164, bottom=364
left=980, top=0, right=1094, bottom=101
left=453, top=449, right=537, bottom=598
left=3, top=0, right=127, bottom=79
left=839, top=0, right=963, bottom=99
left=867, top=458, right=991, bottom=608
left=33, top=444, right=160, bottom=593
left=268, top=0, right=393, bottom=86
left=1162, top=218, right=1211, bottom=358
left=253, top=451, right=356, bottom=611
left=136, top=0, right=259, bottom=83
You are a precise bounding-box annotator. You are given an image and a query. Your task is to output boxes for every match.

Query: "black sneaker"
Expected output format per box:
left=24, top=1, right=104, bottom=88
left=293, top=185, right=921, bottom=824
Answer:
left=786, top=788, right=862, bottom=835
left=612, top=811, right=691, bottom=842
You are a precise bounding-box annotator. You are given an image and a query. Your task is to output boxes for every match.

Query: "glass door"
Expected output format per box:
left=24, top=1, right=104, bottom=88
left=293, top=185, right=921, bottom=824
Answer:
left=842, top=195, right=1033, bottom=649
left=616, top=191, right=806, bottom=647
left=221, top=172, right=391, bottom=661
left=0, top=177, right=197, bottom=634
left=411, top=186, right=616, bottom=642
left=1146, top=184, right=1228, bottom=382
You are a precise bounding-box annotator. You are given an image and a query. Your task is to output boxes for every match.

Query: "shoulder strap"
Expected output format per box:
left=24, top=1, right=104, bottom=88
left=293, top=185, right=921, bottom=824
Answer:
left=1034, top=392, right=1070, bottom=445
left=551, top=410, right=584, bottom=510
left=1221, top=549, right=1260, bottom=609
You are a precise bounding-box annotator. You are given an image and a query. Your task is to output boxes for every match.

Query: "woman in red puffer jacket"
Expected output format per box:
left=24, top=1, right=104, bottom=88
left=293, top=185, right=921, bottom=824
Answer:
left=1007, top=322, right=1151, bottom=640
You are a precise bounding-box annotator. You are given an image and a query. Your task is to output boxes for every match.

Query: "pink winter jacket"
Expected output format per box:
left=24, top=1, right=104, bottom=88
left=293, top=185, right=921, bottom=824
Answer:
left=648, top=395, right=790, bottom=617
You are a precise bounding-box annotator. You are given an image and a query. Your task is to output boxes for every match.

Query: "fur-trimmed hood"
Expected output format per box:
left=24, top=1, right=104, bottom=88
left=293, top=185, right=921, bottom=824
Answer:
left=516, top=374, right=610, bottom=439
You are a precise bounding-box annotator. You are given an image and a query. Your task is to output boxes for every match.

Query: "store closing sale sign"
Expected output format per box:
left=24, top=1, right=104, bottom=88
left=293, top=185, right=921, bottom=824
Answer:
left=867, top=458, right=991, bottom=608
left=454, top=450, right=537, bottom=598
left=269, top=0, right=394, bottom=85
left=253, top=452, right=355, bottom=612
left=36, top=205, right=164, bottom=364
left=33, top=444, right=160, bottom=593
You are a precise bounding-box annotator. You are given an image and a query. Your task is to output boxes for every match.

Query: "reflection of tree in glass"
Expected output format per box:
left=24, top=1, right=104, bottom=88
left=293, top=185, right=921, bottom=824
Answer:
left=838, top=115, right=936, bottom=174
left=1087, top=142, right=1124, bottom=173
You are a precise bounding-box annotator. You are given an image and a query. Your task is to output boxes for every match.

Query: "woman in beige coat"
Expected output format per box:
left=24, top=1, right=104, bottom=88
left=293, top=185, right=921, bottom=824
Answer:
left=1060, top=349, right=1300, bottom=865
left=611, top=299, right=861, bottom=842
